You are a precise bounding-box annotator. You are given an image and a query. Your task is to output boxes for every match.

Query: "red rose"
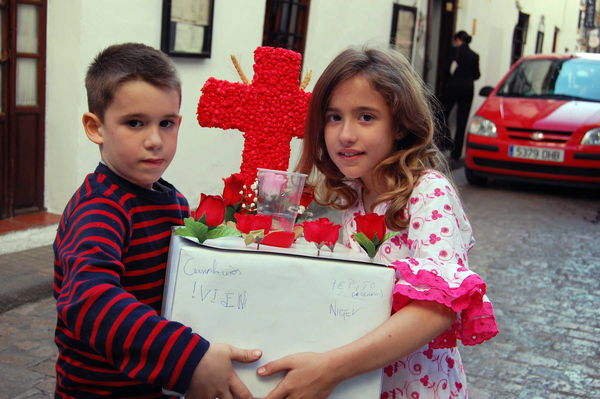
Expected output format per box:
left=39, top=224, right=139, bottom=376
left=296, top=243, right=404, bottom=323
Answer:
left=299, top=186, right=314, bottom=208
left=303, top=218, right=340, bottom=248
left=354, top=213, right=386, bottom=243
left=222, top=173, right=244, bottom=206
left=261, top=231, right=296, bottom=248
left=234, top=213, right=273, bottom=234
left=195, top=194, right=226, bottom=227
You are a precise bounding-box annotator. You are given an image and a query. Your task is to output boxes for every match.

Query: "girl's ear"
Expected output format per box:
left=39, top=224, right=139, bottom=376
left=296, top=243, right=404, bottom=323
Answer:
left=82, top=112, right=103, bottom=145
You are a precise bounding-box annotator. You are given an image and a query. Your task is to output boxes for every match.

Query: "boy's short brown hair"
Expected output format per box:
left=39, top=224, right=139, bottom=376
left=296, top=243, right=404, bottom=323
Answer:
left=85, top=42, right=181, bottom=121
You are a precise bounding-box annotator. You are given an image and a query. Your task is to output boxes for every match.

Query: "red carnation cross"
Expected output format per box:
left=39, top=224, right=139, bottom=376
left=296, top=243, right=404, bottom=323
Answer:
left=197, top=46, right=311, bottom=209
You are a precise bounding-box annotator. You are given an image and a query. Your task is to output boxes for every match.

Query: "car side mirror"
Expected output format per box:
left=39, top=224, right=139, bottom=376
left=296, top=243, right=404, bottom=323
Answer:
left=479, top=86, right=494, bottom=97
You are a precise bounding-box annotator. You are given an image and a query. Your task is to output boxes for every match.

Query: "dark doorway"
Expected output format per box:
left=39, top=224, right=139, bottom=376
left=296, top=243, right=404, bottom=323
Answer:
left=0, top=0, right=46, bottom=219
left=424, top=0, right=457, bottom=97
left=511, top=11, right=529, bottom=65
left=552, top=26, right=560, bottom=52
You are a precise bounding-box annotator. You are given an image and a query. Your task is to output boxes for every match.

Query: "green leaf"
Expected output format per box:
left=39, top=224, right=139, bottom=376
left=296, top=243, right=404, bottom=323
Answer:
left=173, top=226, right=194, bottom=237
left=372, top=233, right=381, bottom=247
left=207, top=224, right=241, bottom=239
left=186, top=217, right=209, bottom=236
left=353, top=232, right=377, bottom=259
left=382, top=232, right=400, bottom=244
left=173, top=217, right=209, bottom=242
left=224, top=205, right=239, bottom=224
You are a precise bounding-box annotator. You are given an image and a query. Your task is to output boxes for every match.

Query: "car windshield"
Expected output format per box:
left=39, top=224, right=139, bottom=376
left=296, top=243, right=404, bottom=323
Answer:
left=496, top=58, right=600, bottom=102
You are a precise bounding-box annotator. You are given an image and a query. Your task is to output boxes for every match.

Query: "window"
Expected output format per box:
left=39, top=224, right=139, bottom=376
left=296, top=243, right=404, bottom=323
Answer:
left=535, top=31, right=544, bottom=53
left=161, top=0, right=215, bottom=58
left=497, top=58, right=600, bottom=102
left=552, top=27, right=559, bottom=52
left=390, top=5, right=417, bottom=62
left=262, top=0, right=310, bottom=55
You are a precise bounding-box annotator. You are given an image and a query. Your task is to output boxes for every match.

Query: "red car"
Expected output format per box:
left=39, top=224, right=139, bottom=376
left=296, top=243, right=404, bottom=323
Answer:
left=464, top=53, right=600, bottom=187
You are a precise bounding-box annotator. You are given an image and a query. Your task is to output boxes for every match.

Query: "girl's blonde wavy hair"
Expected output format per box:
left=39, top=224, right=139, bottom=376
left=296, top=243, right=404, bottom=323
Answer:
left=296, top=46, right=451, bottom=231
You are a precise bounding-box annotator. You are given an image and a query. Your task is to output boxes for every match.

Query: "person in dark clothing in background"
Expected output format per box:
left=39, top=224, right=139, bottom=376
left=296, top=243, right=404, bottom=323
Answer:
left=439, top=30, right=481, bottom=161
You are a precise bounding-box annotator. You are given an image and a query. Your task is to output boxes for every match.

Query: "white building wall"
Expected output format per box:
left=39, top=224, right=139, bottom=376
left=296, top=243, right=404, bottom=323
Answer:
left=44, top=0, right=583, bottom=215
left=45, top=0, right=84, bottom=214
left=45, top=0, right=266, bottom=213
left=302, top=0, right=430, bottom=83
left=303, top=0, right=391, bottom=79
left=45, top=0, right=403, bottom=213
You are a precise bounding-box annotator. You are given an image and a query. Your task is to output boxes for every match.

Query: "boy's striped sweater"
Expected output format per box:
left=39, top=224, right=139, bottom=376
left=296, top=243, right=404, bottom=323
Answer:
left=53, top=163, right=208, bottom=398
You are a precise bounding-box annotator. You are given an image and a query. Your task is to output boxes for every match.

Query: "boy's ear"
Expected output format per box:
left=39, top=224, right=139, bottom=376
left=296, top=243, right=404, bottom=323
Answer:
left=82, top=112, right=104, bottom=144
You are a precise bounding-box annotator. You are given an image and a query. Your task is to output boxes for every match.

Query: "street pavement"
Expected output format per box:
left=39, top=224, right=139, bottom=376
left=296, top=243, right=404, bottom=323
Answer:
left=0, top=167, right=599, bottom=398
left=0, top=296, right=56, bottom=398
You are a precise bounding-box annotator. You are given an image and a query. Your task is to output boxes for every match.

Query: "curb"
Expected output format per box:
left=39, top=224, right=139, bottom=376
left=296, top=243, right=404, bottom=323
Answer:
left=0, top=224, right=57, bottom=255
left=0, top=245, right=54, bottom=314
left=0, top=279, right=53, bottom=314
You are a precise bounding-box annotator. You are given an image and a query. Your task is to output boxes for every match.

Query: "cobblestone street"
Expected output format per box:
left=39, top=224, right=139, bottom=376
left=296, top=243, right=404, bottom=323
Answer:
left=0, top=172, right=599, bottom=398
left=0, top=297, right=56, bottom=398
left=458, top=175, right=600, bottom=399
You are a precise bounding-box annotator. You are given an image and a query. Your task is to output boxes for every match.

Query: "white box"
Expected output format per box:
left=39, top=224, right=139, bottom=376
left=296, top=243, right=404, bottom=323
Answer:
left=162, top=234, right=394, bottom=398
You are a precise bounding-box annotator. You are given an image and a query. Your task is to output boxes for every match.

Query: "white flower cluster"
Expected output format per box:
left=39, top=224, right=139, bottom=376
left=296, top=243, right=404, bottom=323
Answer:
left=240, top=179, right=259, bottom=212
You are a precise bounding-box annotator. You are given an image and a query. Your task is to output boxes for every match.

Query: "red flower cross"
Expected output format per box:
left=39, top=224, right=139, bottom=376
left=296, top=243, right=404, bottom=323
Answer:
left=197, top=46, right=311, bottom=209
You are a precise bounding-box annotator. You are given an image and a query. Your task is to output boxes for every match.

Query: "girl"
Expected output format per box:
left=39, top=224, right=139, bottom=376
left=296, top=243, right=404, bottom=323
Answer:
left=257, top=47, right=498, bottom=398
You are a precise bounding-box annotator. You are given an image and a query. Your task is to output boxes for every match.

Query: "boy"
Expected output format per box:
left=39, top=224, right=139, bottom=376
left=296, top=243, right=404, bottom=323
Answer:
left=53, top=42, right=261, bottom=398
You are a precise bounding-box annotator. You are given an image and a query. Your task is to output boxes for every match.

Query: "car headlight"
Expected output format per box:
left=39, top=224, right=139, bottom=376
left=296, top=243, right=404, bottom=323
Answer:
left=468, top=116, right=497, bottom=137
left=581, top=128, right=600, bottom=145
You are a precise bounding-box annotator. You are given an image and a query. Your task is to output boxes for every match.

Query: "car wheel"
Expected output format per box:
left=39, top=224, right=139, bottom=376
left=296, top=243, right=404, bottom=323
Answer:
left=465, top=167, right=488, bottom=186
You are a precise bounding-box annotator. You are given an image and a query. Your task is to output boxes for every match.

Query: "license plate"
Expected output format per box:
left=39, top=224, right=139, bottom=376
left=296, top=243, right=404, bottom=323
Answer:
left=509, top=145, right=565, bottom=162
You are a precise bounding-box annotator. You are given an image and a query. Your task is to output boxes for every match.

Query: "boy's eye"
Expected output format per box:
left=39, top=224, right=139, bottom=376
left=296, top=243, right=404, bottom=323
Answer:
left=160, top=120, right=175, bottom=128
left=127, top=120, right=143, bottom=128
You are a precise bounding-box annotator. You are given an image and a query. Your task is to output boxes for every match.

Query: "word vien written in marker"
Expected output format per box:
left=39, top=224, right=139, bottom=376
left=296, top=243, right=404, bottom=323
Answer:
left=191, top=282, right=247, bottom=310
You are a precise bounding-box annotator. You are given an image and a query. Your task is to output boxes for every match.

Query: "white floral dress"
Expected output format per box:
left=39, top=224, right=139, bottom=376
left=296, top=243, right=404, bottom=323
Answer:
left=342, top=171, right=498, bottom=399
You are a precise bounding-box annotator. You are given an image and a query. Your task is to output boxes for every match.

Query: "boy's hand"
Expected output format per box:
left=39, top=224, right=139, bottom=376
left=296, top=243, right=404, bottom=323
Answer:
left=258, top=352, right=338, bottom=399
left=186, top=343, right=262, bottom=399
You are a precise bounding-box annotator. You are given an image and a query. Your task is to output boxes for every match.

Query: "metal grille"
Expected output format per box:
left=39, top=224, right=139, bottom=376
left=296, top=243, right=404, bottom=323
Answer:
left=505, top=127, right=572, bottom=143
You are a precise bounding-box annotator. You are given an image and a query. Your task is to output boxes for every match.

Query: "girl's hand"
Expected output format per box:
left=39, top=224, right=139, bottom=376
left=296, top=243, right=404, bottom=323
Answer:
left=258, top=352, right=339, bottom=399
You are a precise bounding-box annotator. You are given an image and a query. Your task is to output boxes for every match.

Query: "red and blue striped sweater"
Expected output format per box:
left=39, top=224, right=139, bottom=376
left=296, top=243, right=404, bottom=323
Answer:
left=53, top=163, right=208, bottom=398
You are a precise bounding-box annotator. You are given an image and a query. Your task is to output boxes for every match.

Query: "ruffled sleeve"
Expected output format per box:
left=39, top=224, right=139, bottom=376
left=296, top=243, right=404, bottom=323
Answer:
left=342, top=171, right=498, bottom=348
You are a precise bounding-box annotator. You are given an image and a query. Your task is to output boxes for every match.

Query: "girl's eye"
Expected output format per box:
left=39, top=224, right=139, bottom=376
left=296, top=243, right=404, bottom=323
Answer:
left=160, top=120, right=175, bottom=128
left=359, top=114, right=374, bottom=122
left=127, top=120, right=143, bottom=128
left=326, top=113, right=341, bottom=123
